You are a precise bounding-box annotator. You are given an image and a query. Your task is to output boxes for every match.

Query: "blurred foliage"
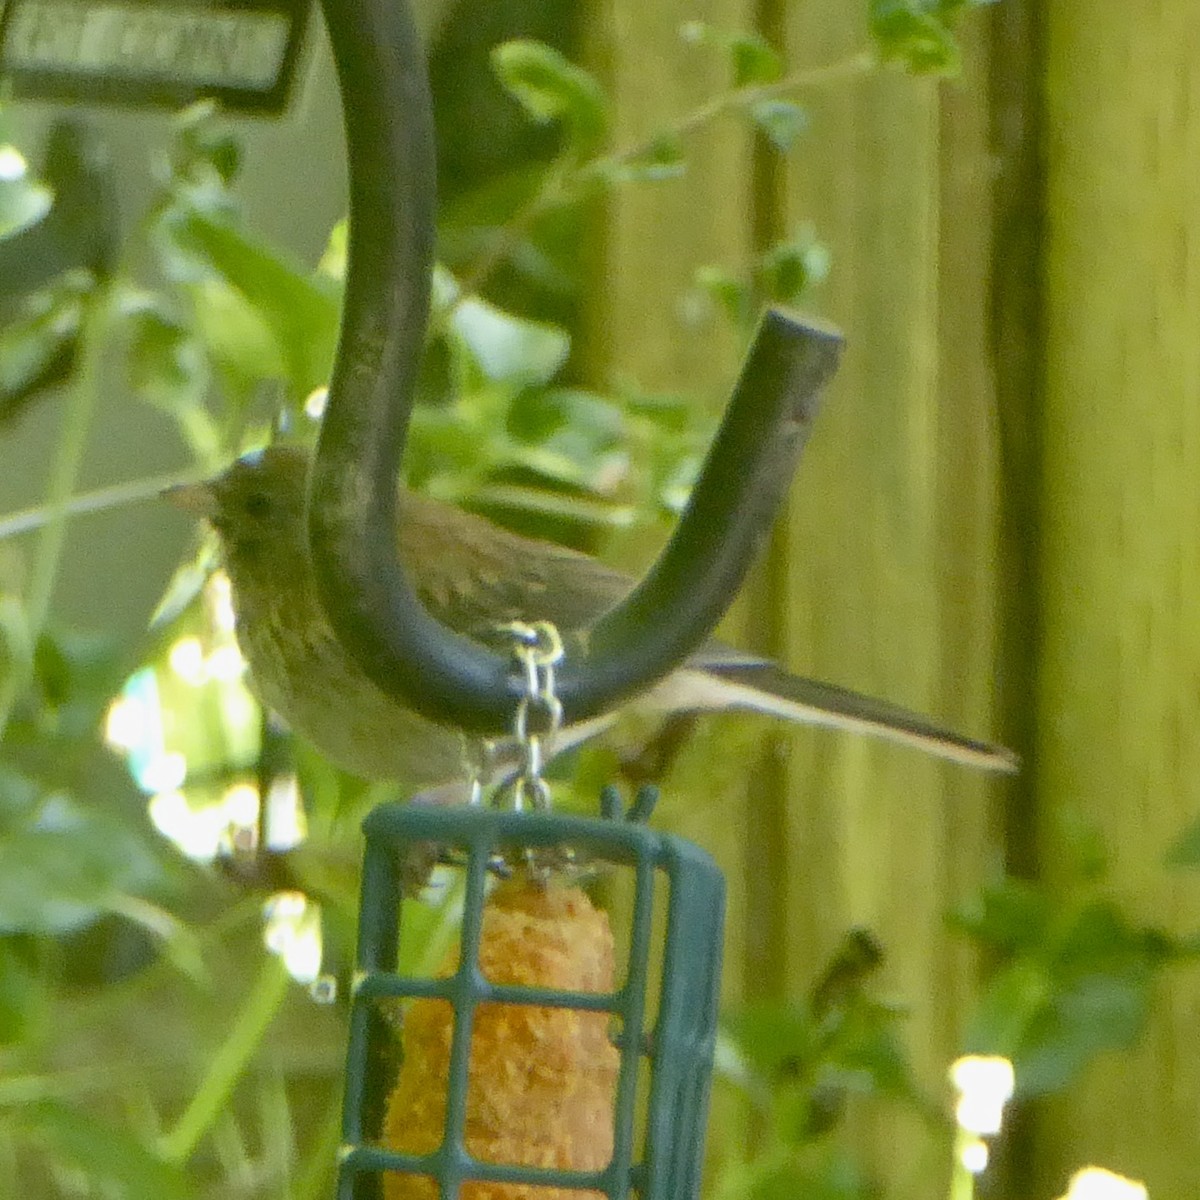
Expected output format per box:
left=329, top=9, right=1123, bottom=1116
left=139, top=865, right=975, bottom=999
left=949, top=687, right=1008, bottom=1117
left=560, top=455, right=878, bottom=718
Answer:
left=1, top=3, right=1186, bottom=1200
left=868, top=0, right=998, bottom=73
left=951, top=830, right=1200, bottom=1098
left=714, top=931, right=932, bottom=1200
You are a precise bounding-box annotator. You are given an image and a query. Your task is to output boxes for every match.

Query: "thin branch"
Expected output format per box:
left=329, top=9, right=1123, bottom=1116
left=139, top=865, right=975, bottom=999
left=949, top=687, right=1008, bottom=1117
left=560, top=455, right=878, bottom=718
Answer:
left=451, top=48, right=876, bottom=308
left=0, top=465, right=207, bottom=541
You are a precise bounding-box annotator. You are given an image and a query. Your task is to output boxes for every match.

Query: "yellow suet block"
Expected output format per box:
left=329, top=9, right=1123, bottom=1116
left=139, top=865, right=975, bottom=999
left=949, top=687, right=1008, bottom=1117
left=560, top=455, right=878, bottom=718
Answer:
left=382, top=880, right=620, bottom=1200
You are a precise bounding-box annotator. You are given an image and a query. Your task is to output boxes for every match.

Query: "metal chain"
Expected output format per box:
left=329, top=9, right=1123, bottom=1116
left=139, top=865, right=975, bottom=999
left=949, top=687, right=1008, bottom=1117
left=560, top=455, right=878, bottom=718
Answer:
left=500, top=620, right=564, bottom=812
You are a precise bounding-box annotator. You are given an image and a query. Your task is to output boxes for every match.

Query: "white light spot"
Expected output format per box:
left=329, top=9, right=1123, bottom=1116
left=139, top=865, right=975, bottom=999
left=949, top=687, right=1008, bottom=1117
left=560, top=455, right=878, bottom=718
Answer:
left=148, top=790, right=227, bottom=862
left=104, top=697, right=145, bottom=751
left=304, top=387, right=329, bottom=420
left=207, top=643, right=247, bottom=682
left=168, top=636, right=206, bottom=686
left=1059, top=1168, right=1148, bottom=1200
left=265, top=773, right=307, bottom=850
left=0, top=145, right=28, bottom=181
left=208, top=571, right=237, bottom=633
left=263, top=891, right=323, bottom=984
left=222, top=782, right=260, bottom=828
left=138, top=751, right=188, bottom=794
left=960, top=1137, right=989, bottom=1175
left=950, top=1056, right=1014, bottom=1136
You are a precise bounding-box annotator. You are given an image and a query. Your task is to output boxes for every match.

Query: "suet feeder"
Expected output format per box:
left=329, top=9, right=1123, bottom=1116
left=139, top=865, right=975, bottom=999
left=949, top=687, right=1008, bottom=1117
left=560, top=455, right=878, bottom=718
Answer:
left=308, top=0, right=840, bottom=1189
left=337, top=800, right=725, bottom=1200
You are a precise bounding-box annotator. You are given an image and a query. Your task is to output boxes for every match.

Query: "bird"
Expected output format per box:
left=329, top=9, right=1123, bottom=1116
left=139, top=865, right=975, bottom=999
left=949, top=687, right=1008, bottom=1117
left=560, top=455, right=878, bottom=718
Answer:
left=167, top=444, right=1016, bottom=797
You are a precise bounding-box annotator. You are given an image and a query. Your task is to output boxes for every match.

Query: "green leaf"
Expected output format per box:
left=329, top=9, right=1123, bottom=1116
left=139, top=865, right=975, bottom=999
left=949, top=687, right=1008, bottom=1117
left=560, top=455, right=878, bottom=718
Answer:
left=171, top=100, right=241, bottom=186
left=1056, top=899, right=1175, bottom=979
left=757, top=231, right=830, bottom=303
left=23, top=1102, right=195, bottom=1200
left=190, top=277, right=285, bottom=390
left=747, top=1149, right=870, bottom=1200
left=0, top=782, right=160, bottom=935
left=0, top=271, right=91, bottom=395
left=491, top=40, right=609, bottom=156
left=868, top=0, right=994, bottom=74
left=1166, top=815, right=1200, bottom=867
left=750, top=100, right=809, bottom=153
left=126, top=308, right=208, bottom=410
left=964, top=958, right=1052, bottom=1057
left=434, top=267, right=569, bottom=384
left=694, top=265, right=753, bottom=328
left=725, top=1002, right=818, bottom=1077
left=318, top=218, right=348, bottom=283
left=608, top=134, right=687, bottom=183
left=729, top=33, right=783, bottom=87
left=1015, top=973, right=1149, bottom=1095
left=0, top=939, right=42, bottom=1044
left=169, top=210, right=338, bottom=397
left=950, top=876, right=1051, bottom=953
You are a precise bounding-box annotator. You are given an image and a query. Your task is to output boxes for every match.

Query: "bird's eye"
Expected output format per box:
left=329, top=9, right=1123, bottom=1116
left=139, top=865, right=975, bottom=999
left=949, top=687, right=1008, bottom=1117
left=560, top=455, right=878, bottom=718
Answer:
left=243, top=492, right=272, bottom=520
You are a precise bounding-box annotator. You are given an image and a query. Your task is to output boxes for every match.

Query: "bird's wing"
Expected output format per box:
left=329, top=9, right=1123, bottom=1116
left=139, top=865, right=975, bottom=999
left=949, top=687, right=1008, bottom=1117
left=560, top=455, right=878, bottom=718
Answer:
left=400, top=491, right=1016, bottom=772
left=399, top=491, right=636, bottom=637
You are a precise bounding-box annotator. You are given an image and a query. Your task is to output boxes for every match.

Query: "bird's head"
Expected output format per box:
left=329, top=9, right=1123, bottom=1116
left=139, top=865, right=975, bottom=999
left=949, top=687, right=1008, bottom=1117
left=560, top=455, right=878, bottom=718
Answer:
left=165, top=445, right=311, bottom=569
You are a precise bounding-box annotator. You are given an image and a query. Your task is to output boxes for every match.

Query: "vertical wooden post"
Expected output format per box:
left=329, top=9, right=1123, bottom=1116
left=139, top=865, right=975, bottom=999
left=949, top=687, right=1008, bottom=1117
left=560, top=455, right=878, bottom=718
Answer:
left=769, top=11, right=1001, bottom=1191
left=589, top=3, right=1003, bottom=1195
left=1039, top=3, right=1200, bottom=1193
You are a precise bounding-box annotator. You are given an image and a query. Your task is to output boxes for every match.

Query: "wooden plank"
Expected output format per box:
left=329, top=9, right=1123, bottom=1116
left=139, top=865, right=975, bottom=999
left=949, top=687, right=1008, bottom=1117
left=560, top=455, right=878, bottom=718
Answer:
left=582, top=0, right=763, bottom=1181
left=582, top=1, right=754, bottom=391
left=1039, top=3, right=1200, bottom=1193
left=772, top=10, right=1002, bottom=1194
left=588, top=4, right=1004, bottom=1195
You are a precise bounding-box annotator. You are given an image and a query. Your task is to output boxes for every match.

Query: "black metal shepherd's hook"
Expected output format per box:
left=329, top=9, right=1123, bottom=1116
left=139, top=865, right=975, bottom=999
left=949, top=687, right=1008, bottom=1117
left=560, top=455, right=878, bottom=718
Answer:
left=311, top=0, right=842, bottom=734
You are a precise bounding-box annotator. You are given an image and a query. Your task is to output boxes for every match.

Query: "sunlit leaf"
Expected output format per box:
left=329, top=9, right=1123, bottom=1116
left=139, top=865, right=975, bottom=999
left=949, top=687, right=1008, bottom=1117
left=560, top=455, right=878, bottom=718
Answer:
left=491, top=40, right=609, bottom=156
left=434, top=268, right=569, bottom=384
left=729, top=33, right=783, bottom=87
left=190, top=277, right=285, bottom=389
left=169, top=210, right=338, bottom=397
left=317, top=218, right=348, bottom=283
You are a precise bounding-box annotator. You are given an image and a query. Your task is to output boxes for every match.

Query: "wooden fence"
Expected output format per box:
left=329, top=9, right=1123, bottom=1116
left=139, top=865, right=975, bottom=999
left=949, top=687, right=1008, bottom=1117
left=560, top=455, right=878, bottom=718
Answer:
left=590, top=2, right=1200, bottom=1196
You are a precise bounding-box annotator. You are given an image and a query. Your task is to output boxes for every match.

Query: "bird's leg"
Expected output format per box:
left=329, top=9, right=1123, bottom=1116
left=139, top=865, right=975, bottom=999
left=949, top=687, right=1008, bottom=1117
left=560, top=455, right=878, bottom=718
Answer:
left=459, top=734, right=498, bottom=805
left=617, top=713, right=700, bottom=791
left=395, top=738, right=506, bottom=894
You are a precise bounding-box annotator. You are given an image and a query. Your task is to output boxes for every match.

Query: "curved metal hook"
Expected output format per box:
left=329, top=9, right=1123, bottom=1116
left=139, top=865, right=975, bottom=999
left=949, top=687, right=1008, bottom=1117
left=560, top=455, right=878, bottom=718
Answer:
left=311, top=0, right=843, bottom=734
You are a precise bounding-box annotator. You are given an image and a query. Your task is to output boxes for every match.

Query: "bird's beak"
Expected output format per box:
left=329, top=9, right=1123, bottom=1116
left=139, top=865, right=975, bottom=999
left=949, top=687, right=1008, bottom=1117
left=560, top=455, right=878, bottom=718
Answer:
left=162, top=480, right=217, bottom=520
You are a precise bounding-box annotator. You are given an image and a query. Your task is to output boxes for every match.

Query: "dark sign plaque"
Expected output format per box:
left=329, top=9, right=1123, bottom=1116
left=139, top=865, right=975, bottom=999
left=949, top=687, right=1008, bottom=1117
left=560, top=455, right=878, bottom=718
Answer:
left=0, top=0, right=309, bottom=113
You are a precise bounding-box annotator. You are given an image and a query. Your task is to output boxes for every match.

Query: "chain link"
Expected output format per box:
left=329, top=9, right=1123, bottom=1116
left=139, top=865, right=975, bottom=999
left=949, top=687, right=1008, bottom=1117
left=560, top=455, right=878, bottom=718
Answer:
left=500, top=620, right=564, bottom=812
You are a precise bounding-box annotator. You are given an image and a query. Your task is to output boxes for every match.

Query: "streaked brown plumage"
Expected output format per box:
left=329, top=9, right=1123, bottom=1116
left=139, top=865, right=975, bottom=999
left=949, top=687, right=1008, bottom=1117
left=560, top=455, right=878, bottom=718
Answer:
left=169, top=445, right=1016, bottom=794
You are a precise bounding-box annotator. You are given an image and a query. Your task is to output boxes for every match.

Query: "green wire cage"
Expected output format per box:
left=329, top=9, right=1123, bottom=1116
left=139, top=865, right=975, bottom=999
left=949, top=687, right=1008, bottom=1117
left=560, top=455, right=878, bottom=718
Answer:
left=338, top=801, right=726, bottom=1199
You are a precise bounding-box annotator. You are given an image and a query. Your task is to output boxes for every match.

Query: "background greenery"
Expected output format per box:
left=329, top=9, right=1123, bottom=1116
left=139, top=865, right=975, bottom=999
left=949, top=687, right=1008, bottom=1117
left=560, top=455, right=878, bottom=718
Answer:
left=0, top=1, right=1198, bottom=1198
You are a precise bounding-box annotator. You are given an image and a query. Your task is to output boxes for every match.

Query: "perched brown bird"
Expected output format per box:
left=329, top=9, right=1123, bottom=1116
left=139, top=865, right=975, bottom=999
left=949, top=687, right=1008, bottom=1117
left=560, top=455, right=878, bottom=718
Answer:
left=168, top=445, right=1015, bottom=796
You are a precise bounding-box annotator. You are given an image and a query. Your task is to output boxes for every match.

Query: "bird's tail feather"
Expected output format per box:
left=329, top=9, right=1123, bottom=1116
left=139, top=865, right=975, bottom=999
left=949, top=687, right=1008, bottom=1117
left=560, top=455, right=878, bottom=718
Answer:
left=660, top=663, right=1018, bottom=774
